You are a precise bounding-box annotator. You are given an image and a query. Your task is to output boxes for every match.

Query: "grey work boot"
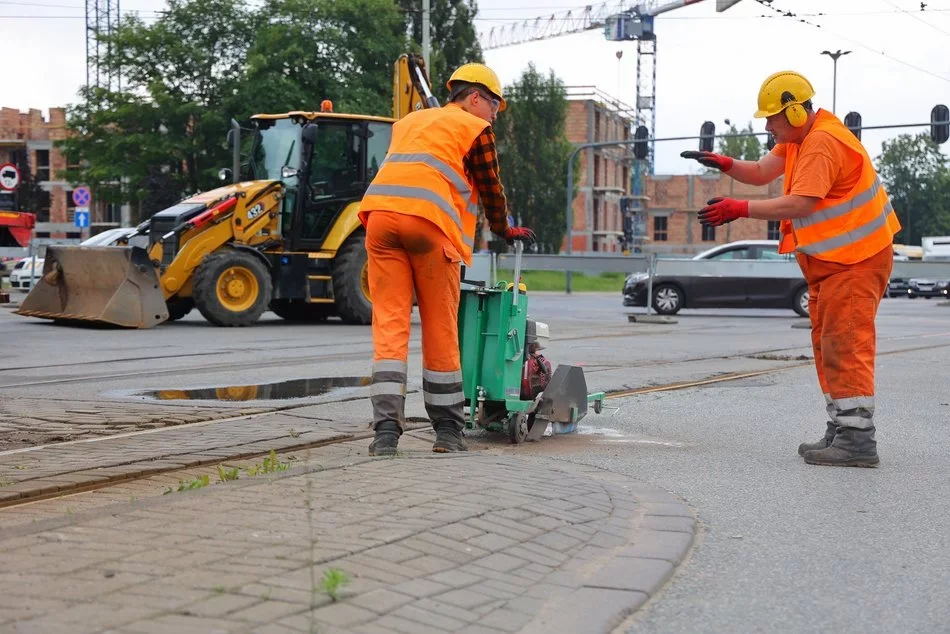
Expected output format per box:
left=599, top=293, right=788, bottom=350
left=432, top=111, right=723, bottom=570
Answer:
left=804, top=426, right=879, bottom=468
left=432, top=421, right=468, bottom=453
left=798, top=421, right=838, bottom=457
left=369, top=421, right=401, bottom=457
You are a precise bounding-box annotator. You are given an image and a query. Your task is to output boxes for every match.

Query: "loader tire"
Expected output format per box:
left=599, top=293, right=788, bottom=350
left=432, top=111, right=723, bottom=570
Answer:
left=270, top=299, right=331, bottom=322
left=332, top=231, right=372, bottom=325
left=193, top=250, right=272, bottom=327
left=166, top=297, right=194, bottom=322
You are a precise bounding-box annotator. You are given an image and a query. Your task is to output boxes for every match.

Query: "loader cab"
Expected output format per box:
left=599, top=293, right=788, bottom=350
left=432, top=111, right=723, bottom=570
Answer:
left=248, top=112, right=393, bottom=251
left=292, top=115, right=392, bottom=252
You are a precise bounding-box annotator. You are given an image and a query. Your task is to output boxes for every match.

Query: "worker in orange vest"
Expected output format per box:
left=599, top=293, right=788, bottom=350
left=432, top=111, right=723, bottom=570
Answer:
left=681, top=71, right=900, bottom=468
left=358, top=63, right=536, bottom=457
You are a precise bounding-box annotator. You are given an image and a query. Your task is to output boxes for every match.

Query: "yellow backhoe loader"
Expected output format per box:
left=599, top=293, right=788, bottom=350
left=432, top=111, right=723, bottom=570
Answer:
left=16, top=54, right=439, bottom=328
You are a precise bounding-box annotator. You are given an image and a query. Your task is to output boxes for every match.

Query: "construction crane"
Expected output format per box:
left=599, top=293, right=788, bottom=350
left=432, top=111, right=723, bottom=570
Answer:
left=482, top=0, right=741, bottom=171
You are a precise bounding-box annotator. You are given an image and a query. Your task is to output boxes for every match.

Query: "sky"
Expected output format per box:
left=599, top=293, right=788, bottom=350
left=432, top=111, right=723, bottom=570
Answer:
left=3, top=0, right=950, bottom=174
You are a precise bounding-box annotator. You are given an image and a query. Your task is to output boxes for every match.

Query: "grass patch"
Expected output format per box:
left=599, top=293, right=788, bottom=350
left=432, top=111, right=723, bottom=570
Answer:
left=496, top=269, right=626, bottom=292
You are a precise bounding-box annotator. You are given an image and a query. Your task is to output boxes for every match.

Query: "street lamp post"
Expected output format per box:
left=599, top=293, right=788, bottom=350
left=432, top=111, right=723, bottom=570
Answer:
left=821, top=49, right=851, bottom=114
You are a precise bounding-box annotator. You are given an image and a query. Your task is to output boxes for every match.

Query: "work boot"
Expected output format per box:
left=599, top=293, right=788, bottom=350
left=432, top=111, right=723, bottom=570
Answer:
left=432, top=421, right=468, bottom=453
left=368, top=421, right=401, bottom=457
left=797, top=421, right=837, bottom=456
left=804, top=426, right=879, bottom=468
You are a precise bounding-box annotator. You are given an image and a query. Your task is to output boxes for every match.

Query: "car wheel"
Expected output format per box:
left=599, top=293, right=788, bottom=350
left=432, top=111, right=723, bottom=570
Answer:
left=793, top=285, right=810, bottom=317
left=651, top=284, right=683, bottom=315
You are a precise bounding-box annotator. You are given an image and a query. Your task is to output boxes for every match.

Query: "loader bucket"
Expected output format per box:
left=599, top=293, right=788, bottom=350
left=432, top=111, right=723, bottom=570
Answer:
left=15, top=246, right=169, bottom=329
left=535, top=365, right=590, bottom=434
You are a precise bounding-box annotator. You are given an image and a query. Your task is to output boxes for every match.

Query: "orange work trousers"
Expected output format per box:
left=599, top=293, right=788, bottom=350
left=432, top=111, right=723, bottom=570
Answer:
left=365, top=211, right=465, bottom=431
left=796, top=245, right=893, bottom=430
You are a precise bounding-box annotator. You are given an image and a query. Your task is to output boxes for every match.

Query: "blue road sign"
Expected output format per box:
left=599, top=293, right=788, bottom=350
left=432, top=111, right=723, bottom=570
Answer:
left=74, top=208, right=90, bottom=229
left=72, top=186, right=91, bottom=207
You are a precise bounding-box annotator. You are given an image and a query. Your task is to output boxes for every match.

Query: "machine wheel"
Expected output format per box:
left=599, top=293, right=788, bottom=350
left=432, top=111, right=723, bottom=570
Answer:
left=193, top=250, right=272, bottom=327
left=593, top=398, right=603, bottom=414
left=651, top=284, right=683, bottom=315
left=508, top=412, right=528, bottom=444
left=332, top=231, right=372, bottom=325
left=269, top=299, right=331, bottom=322
left=166, top=297, right=194, bottom=322
left=793, top=285, right=810, bottom=317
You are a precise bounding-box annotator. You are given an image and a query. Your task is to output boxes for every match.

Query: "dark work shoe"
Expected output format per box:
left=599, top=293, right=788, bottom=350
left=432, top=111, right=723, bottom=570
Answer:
left=804, top=426, right=879, bottom=467
left=432, top=421, right=468, bottom=453
left=798, top=421, right=837, bottom=457
left=369, top=421, right=401, bottom=457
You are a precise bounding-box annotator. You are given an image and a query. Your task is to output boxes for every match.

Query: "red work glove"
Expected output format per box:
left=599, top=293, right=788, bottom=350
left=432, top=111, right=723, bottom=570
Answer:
left=500, top=226, right=537, bottom=245
left=698, top=197, right=749, bottom=226
left=680, top=151, right=734, bottom=172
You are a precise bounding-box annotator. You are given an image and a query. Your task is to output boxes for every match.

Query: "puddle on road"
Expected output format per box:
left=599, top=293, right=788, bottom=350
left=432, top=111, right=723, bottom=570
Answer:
left=139, top=376, right=372, bottom=402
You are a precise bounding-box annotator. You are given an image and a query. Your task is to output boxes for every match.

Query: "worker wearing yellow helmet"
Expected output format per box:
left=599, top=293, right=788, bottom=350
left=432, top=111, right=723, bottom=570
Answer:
left=358, top=61, right=534, bottom=457
left=681, top=70, right=901, bottom=468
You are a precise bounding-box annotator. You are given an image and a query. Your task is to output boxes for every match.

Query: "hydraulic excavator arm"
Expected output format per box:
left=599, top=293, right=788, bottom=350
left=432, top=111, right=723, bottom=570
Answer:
left=393, top=53, right=440, bottom=119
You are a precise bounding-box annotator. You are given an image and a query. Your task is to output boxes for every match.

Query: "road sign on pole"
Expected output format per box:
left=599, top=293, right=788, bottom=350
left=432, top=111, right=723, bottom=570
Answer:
left=72, top=186, right=92, bottom=207
left=0, top=163, right=21, bottom=191
left=74, top=208, right=90, bottom=229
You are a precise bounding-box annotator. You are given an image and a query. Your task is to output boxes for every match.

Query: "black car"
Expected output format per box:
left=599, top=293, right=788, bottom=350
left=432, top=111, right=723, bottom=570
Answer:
left=623, top=240, right=810, bottom=317
left=907, top=278, right=950, bottom=299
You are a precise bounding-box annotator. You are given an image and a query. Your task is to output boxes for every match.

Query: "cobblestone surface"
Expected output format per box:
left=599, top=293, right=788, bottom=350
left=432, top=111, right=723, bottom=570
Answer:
left=0, top=433, right=695, bottom=634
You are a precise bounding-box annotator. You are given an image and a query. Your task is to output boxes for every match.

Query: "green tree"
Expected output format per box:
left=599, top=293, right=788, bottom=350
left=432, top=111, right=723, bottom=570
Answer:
left=716, top=122, right=763, bottom=161
left=493, top=64, right=576, bottom=253
left=398, top=0, right=483, bottom=102
left=875, top=132, right=950, bottom=245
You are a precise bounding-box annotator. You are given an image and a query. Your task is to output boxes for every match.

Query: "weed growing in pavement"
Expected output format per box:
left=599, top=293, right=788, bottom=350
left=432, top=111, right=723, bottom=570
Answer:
left=245, top=450, right=290, bottom=476
left=163, top=474, right=211, bottom=495
left=12, top=465, right=28, bottom=470
left=320, top=568, right=351, bottom=601
left=289, top=428, right=301, bottom=438
left=0, top=480, right=12, bottom=487
left=212, top=585, right=227, bottom=594
left=217, top=465, right=240, bottom=482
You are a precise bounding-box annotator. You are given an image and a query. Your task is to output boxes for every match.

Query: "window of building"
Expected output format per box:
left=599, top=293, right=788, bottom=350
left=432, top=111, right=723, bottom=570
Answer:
left=653, top=216, right=668, bottom=242
left=594, top=155, right=601, bottom=187
left=767, top=220, right=781, bottom=240
left=35, top=150, right=50, bottom=181
left=593, top=198, right=601, bottom=232
left=36, top=190, right=50, bottom=222
left=702, top=223, right=716, bottom=241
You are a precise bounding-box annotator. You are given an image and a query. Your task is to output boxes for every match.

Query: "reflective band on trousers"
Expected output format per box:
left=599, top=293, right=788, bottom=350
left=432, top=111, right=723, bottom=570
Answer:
left=793, top=178, right=882, bottom=230
left=422, top=368, right=464, bottom=407
left=383, top=153, right=474, bottom=200
left=365, top=183, right=477, bottom=248
left=797, top=200, right=894, bottom=256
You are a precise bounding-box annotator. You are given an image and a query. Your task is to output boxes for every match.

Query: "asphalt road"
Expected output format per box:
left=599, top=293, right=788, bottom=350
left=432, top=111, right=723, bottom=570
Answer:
left=2, top=292, right=949, bottom=633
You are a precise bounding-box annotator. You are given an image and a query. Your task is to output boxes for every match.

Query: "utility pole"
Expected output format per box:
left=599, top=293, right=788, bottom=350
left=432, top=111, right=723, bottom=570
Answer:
left=821, top=49, right=851, bottom=114
left=422, top=0, right=431, bottom=74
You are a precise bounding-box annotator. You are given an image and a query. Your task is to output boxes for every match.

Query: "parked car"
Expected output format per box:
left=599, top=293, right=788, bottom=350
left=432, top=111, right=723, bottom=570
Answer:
left=907, top=278, right=950, bottom=299
left=622, top=240, right=810, bottom=317
left=8, top=257, right=44, bottom=291
left=887, top=278, right=911, bottom=297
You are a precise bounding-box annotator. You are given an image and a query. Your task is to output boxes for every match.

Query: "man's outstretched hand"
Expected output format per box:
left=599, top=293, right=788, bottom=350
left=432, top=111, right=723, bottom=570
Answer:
left=698, top=197, right=749, bottom=226
left=680, top=151, right=734, bottom=172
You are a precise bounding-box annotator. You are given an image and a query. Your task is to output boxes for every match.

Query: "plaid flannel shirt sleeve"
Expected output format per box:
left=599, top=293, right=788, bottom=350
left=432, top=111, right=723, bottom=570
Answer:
left=464, top=126, right=510, bottom=235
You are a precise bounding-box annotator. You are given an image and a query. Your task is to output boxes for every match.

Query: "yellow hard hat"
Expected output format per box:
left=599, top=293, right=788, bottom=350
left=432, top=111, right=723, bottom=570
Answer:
left=446, top=63, right=507, bottom=112
left=754, top=71, right=815, bottom=119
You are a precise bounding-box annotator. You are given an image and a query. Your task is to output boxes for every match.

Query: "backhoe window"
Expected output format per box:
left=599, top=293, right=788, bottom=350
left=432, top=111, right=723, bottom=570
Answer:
left=308, top=123, right=362, bottom=200
left=366, top=122, right=392, bottom=182
left=252, top=118, right=302, bottom=183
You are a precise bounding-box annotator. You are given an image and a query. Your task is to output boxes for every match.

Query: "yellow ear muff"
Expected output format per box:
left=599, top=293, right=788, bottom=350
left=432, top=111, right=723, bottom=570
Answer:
left=785, top=103, right=808, bottom=127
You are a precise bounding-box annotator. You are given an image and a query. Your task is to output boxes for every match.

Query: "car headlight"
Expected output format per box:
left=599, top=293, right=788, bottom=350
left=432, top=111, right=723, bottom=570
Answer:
left=625, top=273, right=649, bottom=285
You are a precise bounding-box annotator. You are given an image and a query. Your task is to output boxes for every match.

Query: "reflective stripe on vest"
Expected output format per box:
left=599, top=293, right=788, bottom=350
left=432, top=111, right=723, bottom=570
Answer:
left=792, top=177, right=882, bottom=230
left=797, top=199, right=894, bottom=256
left=364, top=182, right=476, bottom=249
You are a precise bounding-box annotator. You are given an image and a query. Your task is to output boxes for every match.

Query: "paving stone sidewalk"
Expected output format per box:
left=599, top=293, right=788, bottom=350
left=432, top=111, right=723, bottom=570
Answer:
left=0, top=433, right=695, bottom=634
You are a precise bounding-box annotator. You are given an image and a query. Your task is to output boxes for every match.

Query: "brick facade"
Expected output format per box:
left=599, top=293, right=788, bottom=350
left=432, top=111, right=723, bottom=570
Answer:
left=561, top=91, right=785, bottom=255
left=0, top=107, right=72, bottom=234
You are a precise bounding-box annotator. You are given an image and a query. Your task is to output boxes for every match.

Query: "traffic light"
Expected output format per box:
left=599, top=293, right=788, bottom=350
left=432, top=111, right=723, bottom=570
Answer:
left=931, top=104, right=949, bottom=144
left=633, top=125, right=649, bottom=160
left=699, top=121, right=715, bottom=153
left=844, top=111, right=862, bottom=141
left=620, top=196, right=633, bottom=215
left=765, top=133, right=776, bottom=151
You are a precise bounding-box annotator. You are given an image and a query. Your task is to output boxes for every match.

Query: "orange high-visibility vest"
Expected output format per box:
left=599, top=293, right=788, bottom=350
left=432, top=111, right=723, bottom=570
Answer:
left=778, top=109, right=901, bottom=264
left=358, top=103, right=488, bottom=266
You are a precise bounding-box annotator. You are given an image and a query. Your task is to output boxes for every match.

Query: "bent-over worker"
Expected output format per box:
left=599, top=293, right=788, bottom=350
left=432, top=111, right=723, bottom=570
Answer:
left=357, top=62, right=536, bottom=456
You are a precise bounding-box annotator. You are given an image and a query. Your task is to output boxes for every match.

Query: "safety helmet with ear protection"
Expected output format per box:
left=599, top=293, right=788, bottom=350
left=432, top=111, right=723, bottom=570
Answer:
left=754, top=71, right=815, bottom=128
